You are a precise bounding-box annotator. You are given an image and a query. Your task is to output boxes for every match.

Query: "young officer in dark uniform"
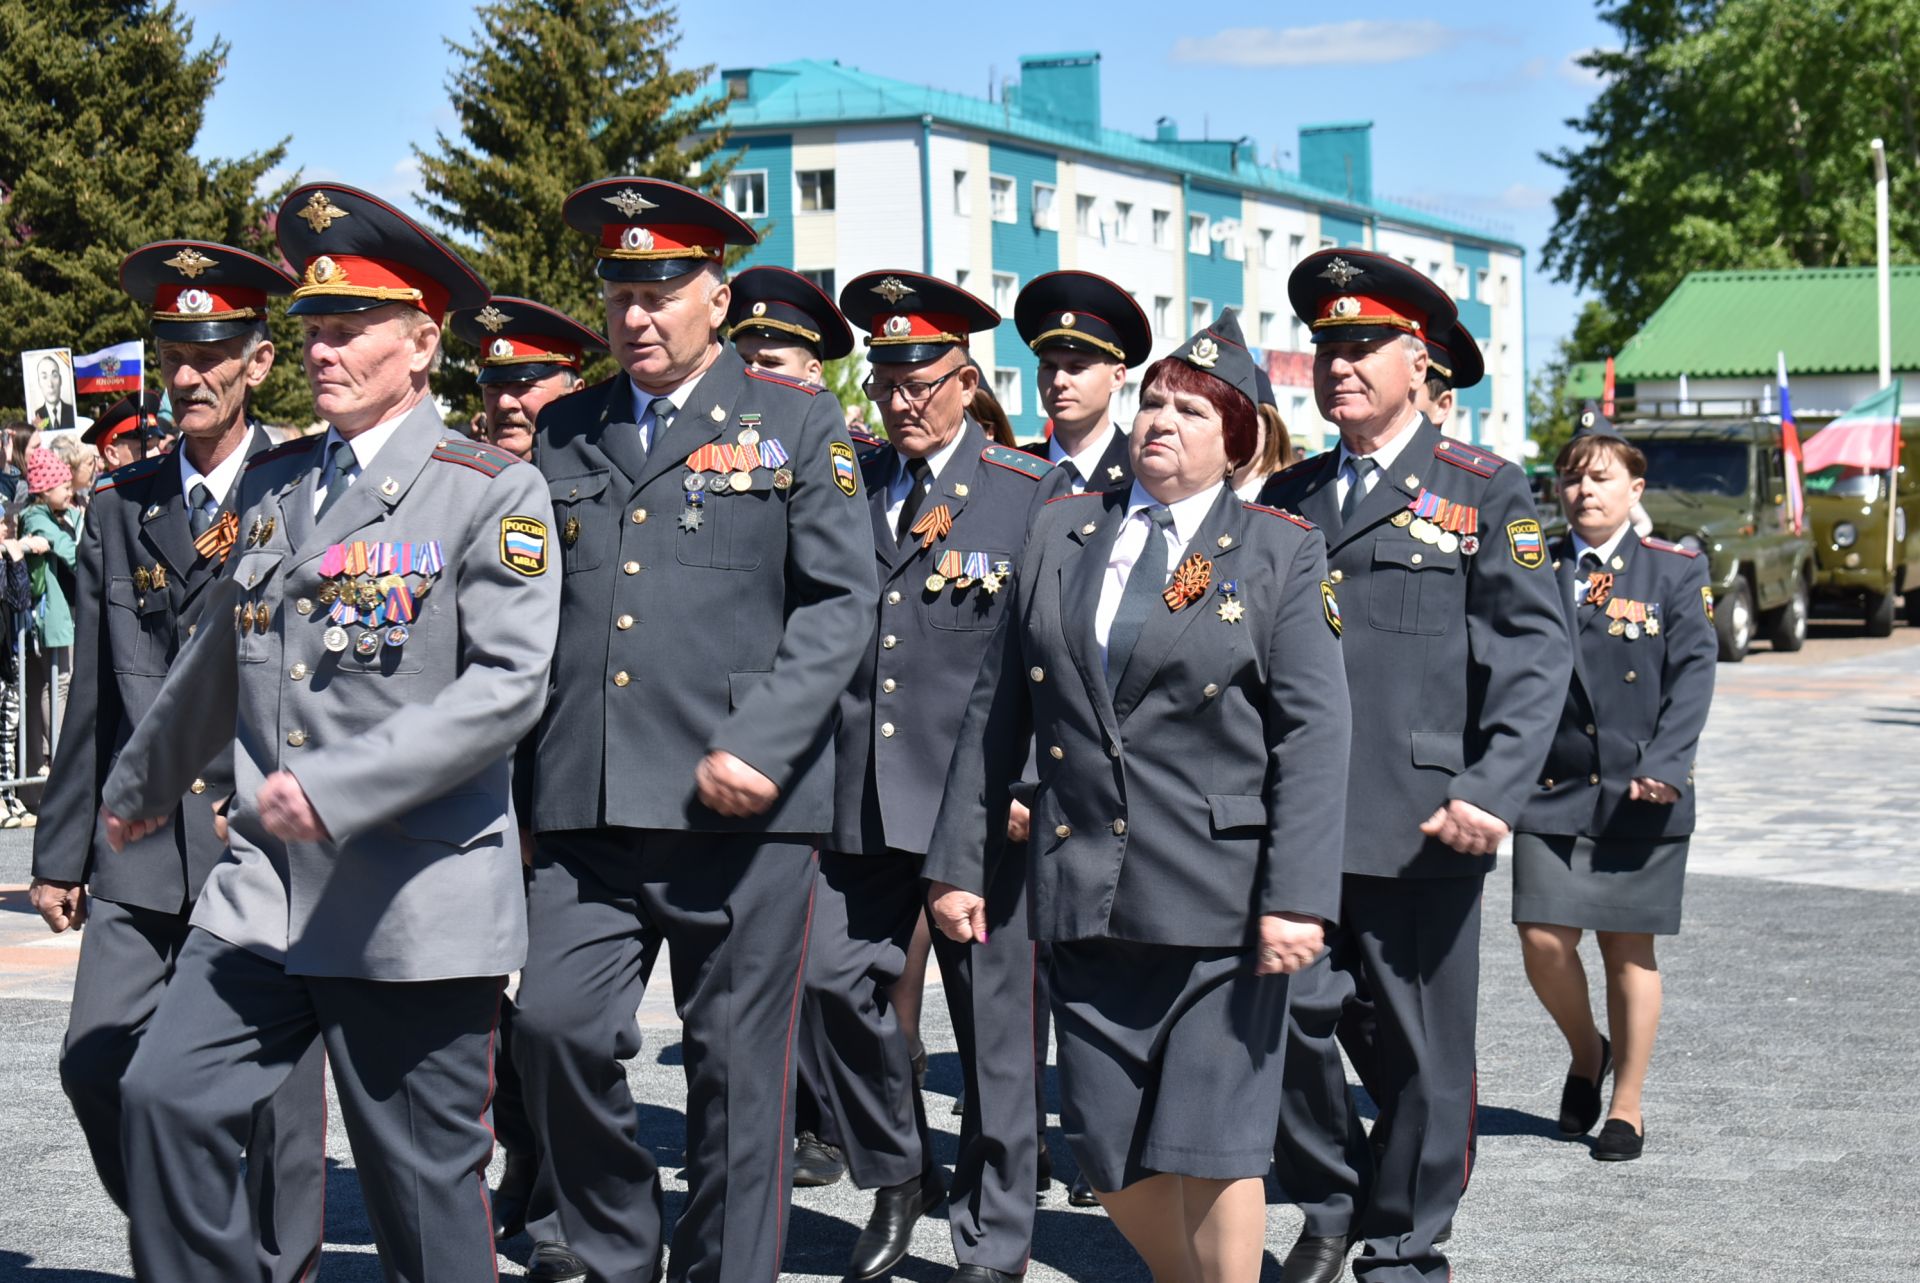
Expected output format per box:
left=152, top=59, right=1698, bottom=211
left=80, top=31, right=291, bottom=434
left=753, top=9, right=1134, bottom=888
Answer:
left=1417, top=320, right=1484, bottom=431
left=800, top=270, right=1062, bottom=1283
left=1515, top=407, right=1716, bottom=1162
left=96, top=183, right=560, bottom=1282
left=1016, top=270, right=1148, bottom=492
left=28, top=239, right=324, bottom=1279
left=1261, top=250, right=1570, bottom=1283
left=81, top=391, right=175, bottom=473
left=509, top=178, right=875, bottom=1283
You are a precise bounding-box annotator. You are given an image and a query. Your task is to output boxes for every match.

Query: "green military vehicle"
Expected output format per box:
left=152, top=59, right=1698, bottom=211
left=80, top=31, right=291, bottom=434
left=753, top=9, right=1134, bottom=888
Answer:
left=1614, top=419, right=1816, bottom=662
left=1801, top=421, right=1920, bottom=636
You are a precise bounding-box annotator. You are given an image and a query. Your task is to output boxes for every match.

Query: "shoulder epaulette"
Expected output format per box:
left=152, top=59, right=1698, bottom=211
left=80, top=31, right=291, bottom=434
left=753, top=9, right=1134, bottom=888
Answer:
left=431, top=437, right=514, bottom=478
left=1044, top=490, right=1104, bottom=505
left=93, top=452, right=169, bottom=495
left=1242, top=502, right=1315, bottom=531
left=849, top=430, right=886, bottom=451
left=1641, top=536, right=1699, bottom=558
left=981, top=444, right=1052, bottom=481
left=245, top=436, right=321, bottom=470
left=744, top=366, right=823, bottom=396
left=1432, top=437, right=1506, bottom=478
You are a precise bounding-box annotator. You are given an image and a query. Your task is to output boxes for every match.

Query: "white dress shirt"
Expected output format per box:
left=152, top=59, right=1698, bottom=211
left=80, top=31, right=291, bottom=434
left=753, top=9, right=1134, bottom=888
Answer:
left=1333, top=408, right=1423, bottom=510
left=1048, top=423, right=1121, bottom=493
left=313, top=410, right=410, bottom=516
left=1094, top=481, right=1225, bottom=664
left=178, top=424, right=255, bottom=509
left=883, top=429, right=968, bottom=535
left=1570, top=522, right=1634, bottom=607
left=630, top=366, right=709, bottom=452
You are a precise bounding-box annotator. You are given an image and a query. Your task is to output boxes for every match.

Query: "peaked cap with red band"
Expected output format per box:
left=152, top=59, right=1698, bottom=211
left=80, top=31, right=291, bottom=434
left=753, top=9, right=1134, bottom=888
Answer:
left=449, top=296, right=609, bottom=385
left=1288, top=248, right=1459, bottom=347
left=1014, top=270, right=1152, bottom=367
left=83, top=391, right=173, bottom=450
left=1423, top=320, right=1484, bottom=390
left=119, top=240, right=296, bottom=344
left=276, top=182, right=489, bottom=320
left=839, top=270, right=1000, bottom=366
left=563, top=177, right=758, bottom=284
left=726, top=266, right=854, bottom=361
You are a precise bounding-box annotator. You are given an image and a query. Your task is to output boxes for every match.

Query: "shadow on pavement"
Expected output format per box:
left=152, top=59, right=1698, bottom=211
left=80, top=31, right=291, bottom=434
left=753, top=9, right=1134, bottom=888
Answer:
left=0, top=1252, right=128, bottom=1282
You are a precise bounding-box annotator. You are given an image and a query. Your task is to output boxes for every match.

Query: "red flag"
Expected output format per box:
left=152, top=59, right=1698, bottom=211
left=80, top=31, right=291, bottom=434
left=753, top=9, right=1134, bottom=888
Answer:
left=1801, top=382, right=1903, bottom=473
left=1602, top=356, right=1616, bottom=418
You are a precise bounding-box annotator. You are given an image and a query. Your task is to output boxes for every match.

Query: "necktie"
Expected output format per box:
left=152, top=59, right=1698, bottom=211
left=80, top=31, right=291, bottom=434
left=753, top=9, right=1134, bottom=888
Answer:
left=894, top=457, right=934, bottom=545
left=1578, top=551, right=1603, bottom=610
left=643, top=396, right=675, bottom=456
left=1106, top=506, right=1175, bottom=696
left=187, top=482, right=214, bottom=537
left=1057, top=460, right=1082, bottom=492
left=1339, top=455, right=1378, bottom=525
left=315, top=438, right=357, bottom=519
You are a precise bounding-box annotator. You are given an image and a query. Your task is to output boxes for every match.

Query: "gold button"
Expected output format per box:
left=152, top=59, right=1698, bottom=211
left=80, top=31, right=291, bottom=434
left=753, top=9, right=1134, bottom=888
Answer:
left=187, top=624, right=196, bottom=637
left=623, top=560, right=641, bottom=575
left=1543, top=778, right=1556, bottom=789
left=632, top=508, right=648, bottom=524
left=1054, top=824, right=1072, bottom=839
left=954, top=484, right=969, bottom=497
left=616, top=614, right=634, bottom=630
left=1081, top=522, right=1097, bottom=535
left=886, top=590, right=902, bottom=605
left=286, top=730, right=307, bottom=748
left=1029, top=666, right=1045, bottom=682
left=1217, top=535, right=1233, bottom=549
left=296, top=598, right=313, bottom=615
left=1049, top=746, right=1064, bottom=760
left=881, top=722, right=896, bottom=738
left=289, top=663, right=308, bottom=680
left=882, top=678, right=897, bottom=693
left=1109, top=742, right=1121, bottom=758
left=882, top=634, right=898, bottom=649
left=1411, top=553, right=1424, bottom=565
left=1624, top=670, right=1638, bottom=683
left=1203, top=683, right=1220, bottom=698
left=613, top=671, right=631, bottom=687
left=190, top=779, right=207, bottom=795
left=1589, top=773, right=1600, bottom=785
left=1330, top=570, right=1343, bottom=583
left=1111, top=818, right=1127, bottom=836
left=1585, top=723, right=1597, bottom=736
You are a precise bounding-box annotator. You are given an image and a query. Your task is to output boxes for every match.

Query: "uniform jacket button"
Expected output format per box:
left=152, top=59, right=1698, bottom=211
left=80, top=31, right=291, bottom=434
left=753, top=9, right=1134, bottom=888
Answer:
left=1030, top=666, right=1045, bottom=682
left=1410, top=552, right=1424, bottom=565
left=616, top=614, right=634, bottom=630
left=882, top=634, right=898, bottom=649
left=1542, top=778, right=1556, bottom=789
left=1589, top=773, right=1601, bottom=785
left=190, top=779, right=207, bottom=795
left=1108, top=742, right=1121, bottom=758
left=613, top=671, right=631, bottom=687
left=886, top=590, right=901, bottom=605
left=623, top=560, right=640, bottom=574
left=286, top=730, right=307, bottom=748
left=631, top=508, right=648, bottom=524
left=1624, top=670, right=1638, bottom=683
left=295, top=598, right=313, bottom=615
left=1111, top=819, right=1127, bottom=836
left=882, top=678, right=897, bottom=693
left=1330, top=569, right=1343, bottom=583
left=880, top=722, right=896, bottom=738
left=1054, top=824, right=1072, bottom=839
left=1585, top=723, right=1597, bottom=736
left=1202, top=683, right=1220, bottom=698
left=1049, top=745, right=1064, bottom=759
left=289, top=663, right=308, bottom=681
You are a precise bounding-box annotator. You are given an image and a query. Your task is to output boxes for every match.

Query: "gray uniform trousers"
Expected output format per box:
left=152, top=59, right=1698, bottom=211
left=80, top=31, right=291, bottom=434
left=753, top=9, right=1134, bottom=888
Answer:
left=512, top=828, right=818, bottom=1283
left=121, top=926, right=503, bottom=1283
left=1274, top=874, right=1483, bottom=1282
left=62, top=897, right=326, bottom=1277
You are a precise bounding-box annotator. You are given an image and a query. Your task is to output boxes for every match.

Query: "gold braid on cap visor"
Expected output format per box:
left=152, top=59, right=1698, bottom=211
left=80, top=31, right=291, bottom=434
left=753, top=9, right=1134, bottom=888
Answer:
left=867, top=331, right=966, bottom=347
left=482, top=352, right=582, bottom=368
left=1310, top=313, right=1422, bottom=334
left=1027, top=328, right=1126, bottom=361
left=726, top=317, right=822, bottom=345
left=152, top=307, right=262, bottom=323
left=594, top=245, right=721, bottom=262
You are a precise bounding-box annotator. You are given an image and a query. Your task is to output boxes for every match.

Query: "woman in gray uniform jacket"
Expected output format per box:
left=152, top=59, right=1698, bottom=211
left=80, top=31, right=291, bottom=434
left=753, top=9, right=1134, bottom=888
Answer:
left=926, top=310, right=1352, bottom=1283
left=1516, top=416, right=1716, bottom=1163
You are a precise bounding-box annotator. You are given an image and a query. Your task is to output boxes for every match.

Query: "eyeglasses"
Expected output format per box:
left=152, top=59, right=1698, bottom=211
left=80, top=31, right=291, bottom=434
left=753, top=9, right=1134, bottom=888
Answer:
left=862, top=369, right=962, bottom=408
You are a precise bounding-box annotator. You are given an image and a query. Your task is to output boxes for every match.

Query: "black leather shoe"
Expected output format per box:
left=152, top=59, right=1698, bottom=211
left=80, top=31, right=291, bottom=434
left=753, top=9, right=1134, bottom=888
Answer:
left=525, top=1240, right=589, bottom=1282
left=848, top=1171, right=945, bottom=1279
left=1557, top=1035, right=1612, bottom=1137
left=795, top=1130, right=847, bottom=1187
left=1035, top=1140, right=1053, bottom=1195
left=948, top=1267, right=1023, bottom=1283
left=1279, top=1232, right=1354, bottom=1283
left=1066, top=1171, right=1099, bottom=1207
left=1592, top=1117, right=1644, bottom=1162
left=950, top=1086, right=965, bottom=1116
left=491, top=1150, right=537, bottom=1240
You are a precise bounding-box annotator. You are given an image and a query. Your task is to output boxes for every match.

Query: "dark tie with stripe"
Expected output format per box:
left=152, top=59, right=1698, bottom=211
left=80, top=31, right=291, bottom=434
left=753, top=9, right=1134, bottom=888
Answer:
left=315, top=439, right=357, bottom=520
left=894, top=457, right=934, bottom=545
left=1106, top=505, right=1174, bottom=696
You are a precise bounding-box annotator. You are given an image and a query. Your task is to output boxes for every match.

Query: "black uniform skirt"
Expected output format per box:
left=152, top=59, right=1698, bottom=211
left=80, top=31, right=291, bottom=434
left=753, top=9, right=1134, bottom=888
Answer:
left=1048, top=938, right=1288, bottom=1192
left=1512, top=831, right=1690, bottom=935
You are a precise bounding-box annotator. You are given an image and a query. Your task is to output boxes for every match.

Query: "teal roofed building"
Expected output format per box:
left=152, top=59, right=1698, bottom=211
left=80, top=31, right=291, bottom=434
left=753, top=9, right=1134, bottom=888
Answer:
left=694, top=53, right=1531, bottom=457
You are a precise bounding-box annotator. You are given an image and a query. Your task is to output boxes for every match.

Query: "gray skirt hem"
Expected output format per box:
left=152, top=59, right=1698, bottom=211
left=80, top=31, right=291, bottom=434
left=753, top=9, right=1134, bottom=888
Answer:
left=1511, top=831, right=1689, bottom=936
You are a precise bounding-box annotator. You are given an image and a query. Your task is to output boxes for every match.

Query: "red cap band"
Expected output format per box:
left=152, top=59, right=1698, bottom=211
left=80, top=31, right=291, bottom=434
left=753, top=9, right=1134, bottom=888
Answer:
left=291, top=253, right=448, bottom=318
left=1313, top=292, right=1428, bottom=335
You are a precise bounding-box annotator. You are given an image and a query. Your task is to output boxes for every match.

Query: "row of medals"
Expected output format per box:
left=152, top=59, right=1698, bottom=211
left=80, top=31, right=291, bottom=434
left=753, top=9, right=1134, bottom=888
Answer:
left=1389, top=509, right=1476, bottom=556
left=682, top=427, right=791, bottom=531
left=1608, top=609, right=1660, bottom=640
left=315, top=576, right=427, bottom=657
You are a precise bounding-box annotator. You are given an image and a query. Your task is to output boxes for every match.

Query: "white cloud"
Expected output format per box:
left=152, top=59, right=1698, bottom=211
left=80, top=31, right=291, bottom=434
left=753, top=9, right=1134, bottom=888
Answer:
left=1171, top=21, right=1463, bottom=68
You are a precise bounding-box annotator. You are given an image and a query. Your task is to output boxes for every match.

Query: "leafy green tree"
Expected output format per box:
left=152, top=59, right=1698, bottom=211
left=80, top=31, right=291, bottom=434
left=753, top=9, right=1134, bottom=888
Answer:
left=819, top=355, right=875, bottom=435
left=1544, top=0, right=1920, bottom=333
left=0, top=0, right=301, bottom=423
left=414, top=0, right=739, bottom=411
left=1528, top=300, right=1635, bottom=463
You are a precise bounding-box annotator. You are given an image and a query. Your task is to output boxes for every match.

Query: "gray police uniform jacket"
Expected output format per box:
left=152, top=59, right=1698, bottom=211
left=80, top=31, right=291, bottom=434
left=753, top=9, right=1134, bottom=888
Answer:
left=829, top=421, right=1065, bottom=857
left=1521, top=534, right=1716, bottom=840
left=1019, top=430, right=1132, bottom=494
left=1258, top=421, right=1571, bottom=880
left=923, top=485, right=1353, bottom=945
left=100, top=401, right=561, bottom=980
left=526, top=349, right=876, bottom=836
left=34, top=429, right=278, bottom=911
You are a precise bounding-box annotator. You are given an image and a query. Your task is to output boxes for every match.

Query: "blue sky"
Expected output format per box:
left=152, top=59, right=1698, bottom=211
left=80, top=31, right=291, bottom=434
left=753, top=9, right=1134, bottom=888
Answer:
left=181, top=1, right=1614, bottom=373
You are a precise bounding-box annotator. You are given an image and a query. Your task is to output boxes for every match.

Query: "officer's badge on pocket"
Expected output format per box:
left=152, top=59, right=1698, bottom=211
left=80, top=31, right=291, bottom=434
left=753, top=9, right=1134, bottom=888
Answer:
left=829, top=441, right=858, bottom=496
left=500, top=516, right=550, bottom=576
left=1505, top=518, right=1545, bottom=569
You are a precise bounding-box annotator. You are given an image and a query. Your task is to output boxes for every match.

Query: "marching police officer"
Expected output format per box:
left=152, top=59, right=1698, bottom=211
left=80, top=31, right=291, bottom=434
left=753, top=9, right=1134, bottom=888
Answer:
left=1017, top=270, right=1149, bottom=492
left=1260, top=250, right=1569, bottom=1283
left=29, top=239, right=325, bottom=1279
left=509, top=178, right=875, bottom=1283
left=450, top=295, right=608, bottom=464
left=97, top=183, right=560, bottom=1281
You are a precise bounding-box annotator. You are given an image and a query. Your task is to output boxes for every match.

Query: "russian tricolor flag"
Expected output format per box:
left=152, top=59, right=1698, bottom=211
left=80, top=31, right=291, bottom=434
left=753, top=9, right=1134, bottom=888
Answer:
left=73, top=341, right=143, bottom=395
left=1776, top=353, right=1805, bottom=534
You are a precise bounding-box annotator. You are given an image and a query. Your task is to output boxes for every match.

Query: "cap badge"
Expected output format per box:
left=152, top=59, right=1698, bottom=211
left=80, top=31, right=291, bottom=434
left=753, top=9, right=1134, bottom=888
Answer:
left=603, top=187, right=659, bottom=218
left=489, top=338, right=514, bottom=358
left=1580, top=410, right=1595, bottom=427
left=1319, top=256, right=1363, bottom=288
left=176, top=288, right=214, bottom=315
left=1060, top=312, right=1077, bottom=328
left=474, top=305, right=511, bottom=333
left=751, top=301, right=768, bottom=317
left=883, top=315, right=913, bottom=338
left=296, top=191, right=351, bottom=233
left=1331, top=296, right=1361, bottom=319
left=163, top=247, right=218, bottom=279
left=306, top=256, right=341, bottom=286
left=1188, top=336, right=1221, bottom=369
left=872, top=276, right=914, bottom=305
left=621, top=226, right=656, bottom=252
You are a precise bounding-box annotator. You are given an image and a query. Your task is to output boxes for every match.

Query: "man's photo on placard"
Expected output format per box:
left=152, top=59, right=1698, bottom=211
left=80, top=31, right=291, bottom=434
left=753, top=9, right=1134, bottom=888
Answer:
left=21, top=348, right=77, bottom=432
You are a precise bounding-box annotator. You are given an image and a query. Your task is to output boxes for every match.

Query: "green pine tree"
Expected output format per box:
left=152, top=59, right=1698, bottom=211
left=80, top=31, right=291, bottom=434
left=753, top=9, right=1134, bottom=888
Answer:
left=415, top=0, right=740, bottom=411
left=0, top=0, right=303, bottom=425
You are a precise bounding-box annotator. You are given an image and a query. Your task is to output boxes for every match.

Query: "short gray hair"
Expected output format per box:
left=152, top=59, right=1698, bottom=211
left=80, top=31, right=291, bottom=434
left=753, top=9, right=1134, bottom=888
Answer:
left=396, top=307, right=444, bottom=375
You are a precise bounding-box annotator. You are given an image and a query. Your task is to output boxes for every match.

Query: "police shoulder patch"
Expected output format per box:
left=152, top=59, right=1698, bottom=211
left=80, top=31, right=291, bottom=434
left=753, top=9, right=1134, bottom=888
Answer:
left=93, top=452, right=168, bottom=495
left=1701, top=585, right=1715, bottom=620
left=432, top=438, right=514, bottom=478
left=499, top=515, right=549, bottom=576
left=1642, top=536, right=1700, bottom=558
left=744, top=366, right=823, bottom=396
left=1321, top=579, right=1343, bottom=636
left=828, top=440, right=858, bottom=496
left=1433, top=437, right=1504, bottom=478
left=1242, top=502, right=1315, bottom=531
left=980, top=444, right=1051, bottom=481
left=1506, top=517, right=1546, bottom=569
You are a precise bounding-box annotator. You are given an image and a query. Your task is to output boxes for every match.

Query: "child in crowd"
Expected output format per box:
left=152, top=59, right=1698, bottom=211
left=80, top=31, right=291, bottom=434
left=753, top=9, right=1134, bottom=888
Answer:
left=17, top=448, right=78, bottom=813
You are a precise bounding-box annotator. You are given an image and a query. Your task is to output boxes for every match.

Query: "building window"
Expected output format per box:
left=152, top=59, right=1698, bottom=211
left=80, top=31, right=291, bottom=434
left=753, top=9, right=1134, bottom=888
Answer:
left=1076, top=194, right=1097, bottom=236
left=1188, top=213, right=1209, bottom=254
left=953, top=170, right=971, bottom=216
left=1497, top=272, right=1512, bottom=306
left=1292, top=316, right=1310, bottom=350
left=1117, top=378, right=1139, bottom=423
left=1456, top=407, right=1473, bottom=441
left=796, top=170, right=836, bottom=213
left=954, top=268, right=971, bottom=290
left=1260, top=311, right=1279, bottom=346
left=724, top=170, right=767, bottom=219
left=989, top=175, right=1015, bottom=223
left=1289, top=233, right=1304, bottom=267
left=1428, top=260, right=1443, bottom=284
left=1318, top=235, right=1337, bottom=250
left=1032, top=182, right=1058, bottom=230
left=1258, top=228, right=1275, bottom=267
left=798, top=268, right=835, bottom=297
left=1190, top=298, right=1211, bottom=332
left=993, top=368, right=1022, bottom=416
left=1476, top=268, right=1490, bottom=301
left=992, top=271, right=1018, bottom=313
left=1153, top=295, right=1173, bottom=337
left=1151, top=208, right=1171, bottom=248
left=1115, top=201, right=1135, bottom=242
